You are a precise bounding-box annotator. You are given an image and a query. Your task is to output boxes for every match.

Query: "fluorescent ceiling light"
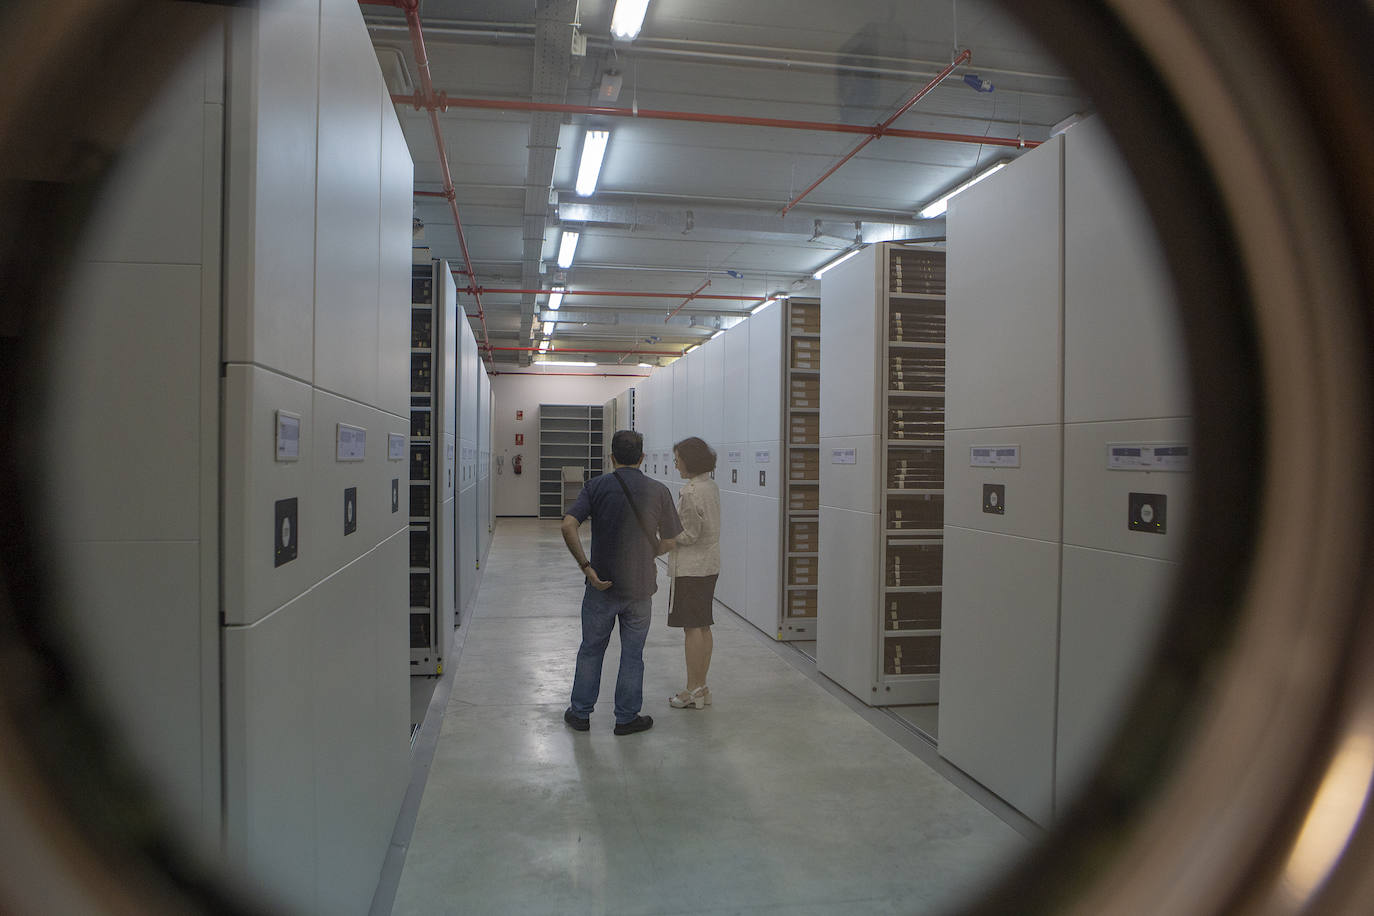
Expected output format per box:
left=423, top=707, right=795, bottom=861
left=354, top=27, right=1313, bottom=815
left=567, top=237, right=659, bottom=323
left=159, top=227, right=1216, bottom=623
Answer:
left=611, top=0, right=650, bottom=40
left=575, top=130, right=610, bottom=197
left=540, top=360, right=597, bottom=367
left=919, top=161, right=1008, bottom=219
left=556, top=230, right=580, bottom=268
left=812, top=247, right=863, bottom=280
left=542, top=319, right=556, bottom=336
left=547, top=285, right=566, bottom=311
left=710, top=330, right=724, bottom=340
left=637, top=363, right=653, bottom=368
left=539, top=340, right=551, bottom=352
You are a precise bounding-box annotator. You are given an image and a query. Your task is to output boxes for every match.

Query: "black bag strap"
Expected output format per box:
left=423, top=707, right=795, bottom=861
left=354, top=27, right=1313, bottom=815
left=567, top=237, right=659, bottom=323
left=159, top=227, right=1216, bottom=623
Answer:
left=612, top=469, right=660, bottom=554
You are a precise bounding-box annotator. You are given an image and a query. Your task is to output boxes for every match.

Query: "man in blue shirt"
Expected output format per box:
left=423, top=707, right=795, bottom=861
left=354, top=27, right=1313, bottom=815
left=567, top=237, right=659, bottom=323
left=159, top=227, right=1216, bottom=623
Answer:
left=561, top=429, right=683, bottom=735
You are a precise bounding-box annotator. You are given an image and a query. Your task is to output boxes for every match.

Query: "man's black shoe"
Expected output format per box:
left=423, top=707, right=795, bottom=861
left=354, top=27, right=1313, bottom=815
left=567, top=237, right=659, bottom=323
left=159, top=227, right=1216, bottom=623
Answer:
left=564, top=709, right=590, bottom=731
left=613, top=715, right=653, bottom=736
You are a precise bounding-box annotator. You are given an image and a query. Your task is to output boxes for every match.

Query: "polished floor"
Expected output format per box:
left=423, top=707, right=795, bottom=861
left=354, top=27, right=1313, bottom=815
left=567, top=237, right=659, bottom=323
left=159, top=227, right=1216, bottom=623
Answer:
left=384, top=519, right=1028, bottom=915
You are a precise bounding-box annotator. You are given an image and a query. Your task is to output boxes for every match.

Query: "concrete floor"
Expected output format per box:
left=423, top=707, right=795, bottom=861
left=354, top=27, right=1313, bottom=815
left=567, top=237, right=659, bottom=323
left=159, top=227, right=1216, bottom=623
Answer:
left=386, top=518, right=1027, bottom=915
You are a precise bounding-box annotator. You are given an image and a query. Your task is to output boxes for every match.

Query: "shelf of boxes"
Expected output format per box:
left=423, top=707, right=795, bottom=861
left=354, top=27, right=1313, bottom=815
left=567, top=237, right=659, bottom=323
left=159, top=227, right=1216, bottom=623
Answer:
left=782, top=298, right=821, bottom=637
left=409, top=260, right=438, bottom=672
left=878, top=246, right=947, bottom=694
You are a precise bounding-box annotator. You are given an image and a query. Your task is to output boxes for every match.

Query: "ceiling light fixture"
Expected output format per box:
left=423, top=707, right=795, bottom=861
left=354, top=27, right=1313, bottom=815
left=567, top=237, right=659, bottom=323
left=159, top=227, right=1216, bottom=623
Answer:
left=575, top=130, right=610, bottom=197
left=540, top=360, right=597, bottom=367
left=710, top=330, right=724, bottom=340
left=812, top=247, right=864, bottom=280
left=547, top=285, right=566, bottom=311
left=637, top=363, right=653, bottom=368
left=610, top=0, right=650, bottom=41
left=557, top=230, right=580, bottom=268
left=918, top=161, right=1009, bottom=219
left=539, top=340, right=551, bottom=352
left=542, top=319, right=556, bottom=336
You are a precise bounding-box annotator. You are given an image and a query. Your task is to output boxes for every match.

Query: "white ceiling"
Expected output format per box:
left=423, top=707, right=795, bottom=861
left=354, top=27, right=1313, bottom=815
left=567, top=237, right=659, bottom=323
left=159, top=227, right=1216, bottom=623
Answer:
left=365, top=0, right=1089, bottom=367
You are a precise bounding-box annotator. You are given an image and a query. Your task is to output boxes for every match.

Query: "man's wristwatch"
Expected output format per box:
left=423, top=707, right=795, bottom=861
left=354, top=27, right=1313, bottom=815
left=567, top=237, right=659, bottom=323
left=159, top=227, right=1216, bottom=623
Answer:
left=579, top=560, right=591, bottom=571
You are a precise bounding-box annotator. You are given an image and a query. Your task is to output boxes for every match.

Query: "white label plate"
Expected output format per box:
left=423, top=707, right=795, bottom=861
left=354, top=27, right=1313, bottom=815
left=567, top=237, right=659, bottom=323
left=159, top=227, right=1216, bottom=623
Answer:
left=727, top=449, right=743, bottom=463
left=388, top=433, right=405, bottom=461
left=970, top=445, right=1020, bottom=468
left=1107, top=442, right=1191, bottom=472
left=336, top=423, right=366, bottom=461
left=755, top=450, right=771, bottom=463
left=276, top=410, right=301, bottom=461
left=831, top=448, right=857, bottom=465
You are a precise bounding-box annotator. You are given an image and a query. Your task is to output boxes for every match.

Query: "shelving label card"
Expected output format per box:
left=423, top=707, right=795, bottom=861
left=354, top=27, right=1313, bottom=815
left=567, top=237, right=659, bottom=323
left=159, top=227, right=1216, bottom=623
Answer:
left=1107, top=442, right=1191, bottom=472
left=831, top=448, right=857, bottom=464
left=336, top=423, right=366, bottom=461
left=970, top=444, right=1020, bottom=467
left=755, top=450, right=771, bottom=463
left=276, top=410, right=301, bottom=461
left=388, top=434, right=406, bottom=461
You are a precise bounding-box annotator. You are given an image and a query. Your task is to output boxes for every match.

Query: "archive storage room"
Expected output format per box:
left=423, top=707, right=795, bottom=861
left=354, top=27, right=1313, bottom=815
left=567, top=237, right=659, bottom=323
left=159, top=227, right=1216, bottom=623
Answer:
left=7, top=2, right=1370, bottom=916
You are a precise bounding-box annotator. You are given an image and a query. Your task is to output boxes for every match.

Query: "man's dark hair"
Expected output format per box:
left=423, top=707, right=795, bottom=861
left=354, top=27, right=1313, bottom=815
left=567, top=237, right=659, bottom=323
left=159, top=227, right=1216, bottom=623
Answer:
left=674, top=437, right=717, bottom=475
left=611, top=429, right=644, bottom=466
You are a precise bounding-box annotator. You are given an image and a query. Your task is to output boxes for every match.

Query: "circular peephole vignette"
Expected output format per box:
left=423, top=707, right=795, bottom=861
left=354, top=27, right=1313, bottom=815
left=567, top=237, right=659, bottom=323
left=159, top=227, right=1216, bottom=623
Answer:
left=1, top=1, right=1372, bottom=915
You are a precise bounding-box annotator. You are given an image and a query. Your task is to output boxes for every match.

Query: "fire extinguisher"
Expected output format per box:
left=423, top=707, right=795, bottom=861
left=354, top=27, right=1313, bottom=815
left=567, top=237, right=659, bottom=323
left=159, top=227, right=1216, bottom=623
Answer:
left=512, top=454, right=523, bottom=475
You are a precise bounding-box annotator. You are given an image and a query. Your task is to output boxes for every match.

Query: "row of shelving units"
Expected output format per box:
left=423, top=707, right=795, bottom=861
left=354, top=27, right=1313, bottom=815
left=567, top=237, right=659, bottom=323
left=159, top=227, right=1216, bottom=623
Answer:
left=538, top=404, right=604, bottom=518
left=633, top=296, right=820, bottom=643
left=409, top=253, right=494, bottom=675
left=609, top=115, right=1192, bottom=834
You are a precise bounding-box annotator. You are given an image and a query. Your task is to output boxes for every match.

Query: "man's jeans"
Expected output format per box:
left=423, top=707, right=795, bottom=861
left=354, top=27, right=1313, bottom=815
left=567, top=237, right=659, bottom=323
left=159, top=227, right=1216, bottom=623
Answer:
left=569, top=585, right=652, bottom=725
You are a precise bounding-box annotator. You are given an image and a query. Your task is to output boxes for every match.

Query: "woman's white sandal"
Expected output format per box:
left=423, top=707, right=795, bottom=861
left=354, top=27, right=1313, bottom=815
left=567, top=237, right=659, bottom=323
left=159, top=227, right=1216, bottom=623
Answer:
left=669, top=686, right=710, bottom=709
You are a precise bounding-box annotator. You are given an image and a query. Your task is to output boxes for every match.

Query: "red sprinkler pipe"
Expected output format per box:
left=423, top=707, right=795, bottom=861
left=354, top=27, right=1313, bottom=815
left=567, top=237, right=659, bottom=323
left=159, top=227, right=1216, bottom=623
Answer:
left=491, top=371, right=651, bottom=378
left=464, top=284, right=762, bottom=303
left=782, top=49, right=972, bottom=216
left=665, top=279, right=712, bottom=323
left=394, top=92, right=1036, bottom=151
left=490, top=346, right=692, bottom=356
left=362, top=0, right=495, bottom=363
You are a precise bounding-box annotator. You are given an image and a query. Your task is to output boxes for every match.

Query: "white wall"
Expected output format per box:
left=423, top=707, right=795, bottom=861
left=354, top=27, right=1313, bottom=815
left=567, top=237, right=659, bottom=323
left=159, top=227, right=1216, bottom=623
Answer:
left=492, top=373, right=646, bottom=516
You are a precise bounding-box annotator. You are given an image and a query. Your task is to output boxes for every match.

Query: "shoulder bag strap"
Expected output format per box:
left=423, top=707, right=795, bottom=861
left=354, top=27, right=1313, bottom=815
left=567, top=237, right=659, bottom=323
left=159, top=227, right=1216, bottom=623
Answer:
left=612, top=470, right=661, bottom=554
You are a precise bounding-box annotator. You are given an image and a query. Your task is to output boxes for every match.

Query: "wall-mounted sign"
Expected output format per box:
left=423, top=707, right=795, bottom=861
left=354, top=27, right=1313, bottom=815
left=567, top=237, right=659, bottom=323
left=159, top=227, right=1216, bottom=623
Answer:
left=831, top=448, right=857, bottom=465
left=515, top=433, right=524, bottom=446
left=516, top=409, right=523, bottom=420
left=970, top=444, right=1020, bottom=468
left=336, top=423, right=366, bottom=461
left=275, top=410, right=301, bottom=461
left=388, top=433, right=406, bottom=461
left=755, top=450, right=771, bottom=464
left=1108, top=442, right=1191, bottom=472
left=727, top=449, right=743, bottom=463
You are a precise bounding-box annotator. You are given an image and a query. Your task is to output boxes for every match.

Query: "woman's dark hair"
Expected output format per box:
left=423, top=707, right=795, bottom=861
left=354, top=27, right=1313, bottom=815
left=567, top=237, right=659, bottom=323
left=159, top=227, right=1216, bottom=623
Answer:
left=673, top=437, right=717, bottom=476
left=611, top=429, right=644, bottom=465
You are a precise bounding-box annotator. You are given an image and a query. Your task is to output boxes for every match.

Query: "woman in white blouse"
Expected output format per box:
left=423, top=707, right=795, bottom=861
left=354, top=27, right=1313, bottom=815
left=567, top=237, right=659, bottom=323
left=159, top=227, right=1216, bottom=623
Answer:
left=667, top=437, right=721, bottom=709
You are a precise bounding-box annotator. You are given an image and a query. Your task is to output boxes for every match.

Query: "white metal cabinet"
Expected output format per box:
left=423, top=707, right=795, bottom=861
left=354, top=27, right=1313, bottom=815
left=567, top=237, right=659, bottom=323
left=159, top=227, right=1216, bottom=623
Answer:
left=938, top=526, right=1060, bottom=825
left=945, top=136, right=1064, bottom=432
left=1063, top=117, right=1188, bottom=424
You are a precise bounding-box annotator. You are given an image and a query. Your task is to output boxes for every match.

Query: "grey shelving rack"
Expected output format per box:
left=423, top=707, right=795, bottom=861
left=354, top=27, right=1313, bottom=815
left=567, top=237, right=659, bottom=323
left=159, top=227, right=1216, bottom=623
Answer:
left=538, top=404, right=604, bottom=518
